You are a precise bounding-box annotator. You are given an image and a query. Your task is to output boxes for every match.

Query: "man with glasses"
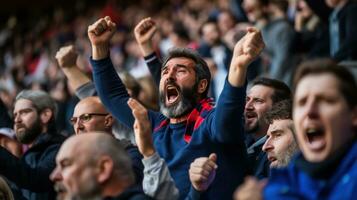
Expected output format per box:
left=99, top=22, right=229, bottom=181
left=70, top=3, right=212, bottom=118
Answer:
left=71, top=96, right=112, bottom=135
left=68, top=96, right=144, bottom=185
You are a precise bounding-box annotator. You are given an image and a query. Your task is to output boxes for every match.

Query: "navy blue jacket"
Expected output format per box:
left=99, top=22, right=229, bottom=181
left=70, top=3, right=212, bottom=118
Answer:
left=0, top=132, right=65, bottom=200
left=264, top=142, right=357, bottom=199
left=91, top=57, right=248, bottom=200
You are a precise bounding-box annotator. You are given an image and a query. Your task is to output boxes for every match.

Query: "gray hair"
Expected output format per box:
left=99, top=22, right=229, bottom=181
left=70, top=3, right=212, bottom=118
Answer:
left=16, top=90, right=57, bottom=133
left=16, top=90, right=57, bottom=115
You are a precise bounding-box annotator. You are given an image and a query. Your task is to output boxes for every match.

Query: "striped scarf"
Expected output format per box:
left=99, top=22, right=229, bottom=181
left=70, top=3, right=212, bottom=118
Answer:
left=154, top=98, right=215, bottom=143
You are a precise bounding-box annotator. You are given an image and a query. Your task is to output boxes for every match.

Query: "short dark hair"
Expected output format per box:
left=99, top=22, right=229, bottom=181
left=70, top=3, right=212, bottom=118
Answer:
left=252, top=77, right=291, bottom=104
left=162, top=48, right=211, bottom=98
left=264, top=99, right=292, bottom=124
left=293, top=58, right=357, bottom=108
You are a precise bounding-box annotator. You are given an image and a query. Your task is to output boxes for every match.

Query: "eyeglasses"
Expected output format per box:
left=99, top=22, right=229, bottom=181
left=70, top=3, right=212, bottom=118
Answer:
left=69, top=113, right=109, bottom=125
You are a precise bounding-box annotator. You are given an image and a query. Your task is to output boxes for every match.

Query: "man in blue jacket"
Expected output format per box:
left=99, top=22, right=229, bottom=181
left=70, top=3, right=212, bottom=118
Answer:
left=0, top=90, right=65, bottom=200
left=87, top=16, right=265, bottom=199
left=264, top=59, right=357, bottom=199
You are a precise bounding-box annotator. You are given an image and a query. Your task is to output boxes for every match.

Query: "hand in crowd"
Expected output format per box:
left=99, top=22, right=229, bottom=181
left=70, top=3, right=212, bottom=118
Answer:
left=127, top=98, right=155, bottom=158
left=88, top=16, right=117, bottom=60
left=189, top=153, right=218, bottom=192
left=134, top=17, right=157, bottom=56
left=55, top=45, right=78, bottom=68
left=233, top=176, right=267, bottom=200
left=229, top=27, right=265, bottom=87
left=231, top=27, right=265, bottom=69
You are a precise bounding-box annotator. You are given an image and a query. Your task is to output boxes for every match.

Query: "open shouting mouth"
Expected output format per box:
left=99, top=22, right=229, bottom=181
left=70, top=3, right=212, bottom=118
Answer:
left=165, top=84, right=180, bottom=106
left=305, top=126, right=326, bottom=152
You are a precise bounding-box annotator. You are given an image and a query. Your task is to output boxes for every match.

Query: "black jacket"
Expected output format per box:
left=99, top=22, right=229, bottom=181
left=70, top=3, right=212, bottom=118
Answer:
left=0, top=132, right=65, bottom=200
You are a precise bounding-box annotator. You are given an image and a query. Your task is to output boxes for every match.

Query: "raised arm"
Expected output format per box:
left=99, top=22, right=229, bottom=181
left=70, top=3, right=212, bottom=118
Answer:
left=228, top=27, right=265, bottom=87
left=134, top=17, right=162, bottom=87
left=55, top=45, right=95, bottom=99
left=88, top=17, right=136, bottom=127
left=128, top=98, right=179, bottom=200
left=212, top=27, right=264, bottom=143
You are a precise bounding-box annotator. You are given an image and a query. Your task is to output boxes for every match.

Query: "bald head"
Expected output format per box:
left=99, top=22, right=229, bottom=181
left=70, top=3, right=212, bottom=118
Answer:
left=52, top=132, right=135, bottom=200
left=71, top=97, right=113, bottom=134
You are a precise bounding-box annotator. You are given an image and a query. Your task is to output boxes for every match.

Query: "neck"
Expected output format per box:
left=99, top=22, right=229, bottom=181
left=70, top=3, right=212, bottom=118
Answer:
left=102, top=178, right=132, bottom=198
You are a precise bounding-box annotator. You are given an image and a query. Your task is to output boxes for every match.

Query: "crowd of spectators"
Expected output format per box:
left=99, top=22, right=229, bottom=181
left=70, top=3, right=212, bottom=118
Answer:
left=0, top=0, right=356, bottom=199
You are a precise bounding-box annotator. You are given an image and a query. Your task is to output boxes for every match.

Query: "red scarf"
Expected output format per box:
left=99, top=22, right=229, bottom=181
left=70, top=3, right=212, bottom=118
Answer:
left=154, top=98, right=215, bottom=143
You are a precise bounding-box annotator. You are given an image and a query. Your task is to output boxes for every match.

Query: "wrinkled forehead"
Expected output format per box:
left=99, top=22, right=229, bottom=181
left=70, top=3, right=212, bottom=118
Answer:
left=162, top=57, right=196, bottom=71
left=14, top=99, right=36, bottom=112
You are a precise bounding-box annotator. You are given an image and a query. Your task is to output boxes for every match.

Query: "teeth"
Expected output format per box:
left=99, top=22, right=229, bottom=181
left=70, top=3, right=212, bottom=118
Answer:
left=306, top=128, right=317, bottom=134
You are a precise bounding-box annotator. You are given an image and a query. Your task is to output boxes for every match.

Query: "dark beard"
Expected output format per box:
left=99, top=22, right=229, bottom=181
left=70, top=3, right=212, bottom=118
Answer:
left=16, top=117, right=42, bottom=144
left=159, top=83, right=198, bottom=118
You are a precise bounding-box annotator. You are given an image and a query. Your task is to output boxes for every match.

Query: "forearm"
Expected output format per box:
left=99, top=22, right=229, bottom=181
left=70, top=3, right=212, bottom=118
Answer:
left=144, top=52, right=162, bottom=87
left=62, top=67, right=91, bottom=92
left=228, top=64, right=248, bottom=87
left=75, top=82, right=97, bottom=99
left=140, top=42, right=155, bottom=57
left=142, top=153, right=179, bottom=200
left=212, top=79, right=246, bottom=143
left=91, top=57, right=135, bottom=127
left=92, top=45, right=110, bottom=60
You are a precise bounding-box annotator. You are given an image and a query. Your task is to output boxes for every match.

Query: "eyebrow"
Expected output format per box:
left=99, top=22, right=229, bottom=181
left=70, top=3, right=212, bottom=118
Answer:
left=269, top=129, right=284, bottom=136
left=162, top=64, right=190, bottom=72
left=13, top=108, right=35, bottom=116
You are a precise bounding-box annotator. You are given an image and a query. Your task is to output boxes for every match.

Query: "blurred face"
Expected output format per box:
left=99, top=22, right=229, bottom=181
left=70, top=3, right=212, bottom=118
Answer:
left=218, top=12, right=235, bottom=34
left=50, top=141, right=101, bottom=200
left=293, top=74, right=356, bottom=162
left=245, top=85, right=274, bottom=134
left=159, top=57, right=199, bottom=119
left=71, top=101, right=110, bottom=135
left=202, top=23, right=220, bottom=45
left=243, top=0, right=265, bottom=23
left=263, top=119, right=298, bottom=168
left=13, top=99, right=42, bottom=144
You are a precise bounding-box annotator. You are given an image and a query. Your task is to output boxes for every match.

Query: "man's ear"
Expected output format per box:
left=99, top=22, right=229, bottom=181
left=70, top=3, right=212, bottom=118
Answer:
left=40, top=108, right=53, bottom=124
left=197, top=79, right=208, bottom=95
left=96, top=156, right=114, bottom=184
left=104, top=115, right=114, bottom=128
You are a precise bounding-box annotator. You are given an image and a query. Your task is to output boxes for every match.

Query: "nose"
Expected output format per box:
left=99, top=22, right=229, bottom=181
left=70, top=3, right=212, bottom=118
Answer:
left=74, top=122, right=84, bottom=135
left=166, top=68, right=176, bottom=82
left=245, top=99, right=254, bottom=111
left=50, top=167, right=62, bottom=182
left=306, top=99, right=319, bottom=119
left=14, top=114, right=21, bottom=123
left=262, top=137, right=273, bottom=152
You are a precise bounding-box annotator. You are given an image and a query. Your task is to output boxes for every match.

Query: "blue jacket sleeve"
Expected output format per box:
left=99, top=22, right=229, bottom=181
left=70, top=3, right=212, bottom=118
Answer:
left=209, top=78, right=246, bottom=145
left=144, top=52, right=162, bottom=87
left=91, top=57, right=135, bottom=127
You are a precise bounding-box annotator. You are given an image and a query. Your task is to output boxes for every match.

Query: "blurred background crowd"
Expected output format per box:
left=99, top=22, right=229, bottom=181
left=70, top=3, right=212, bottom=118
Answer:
left=0, top=0, right=356, bottom=136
